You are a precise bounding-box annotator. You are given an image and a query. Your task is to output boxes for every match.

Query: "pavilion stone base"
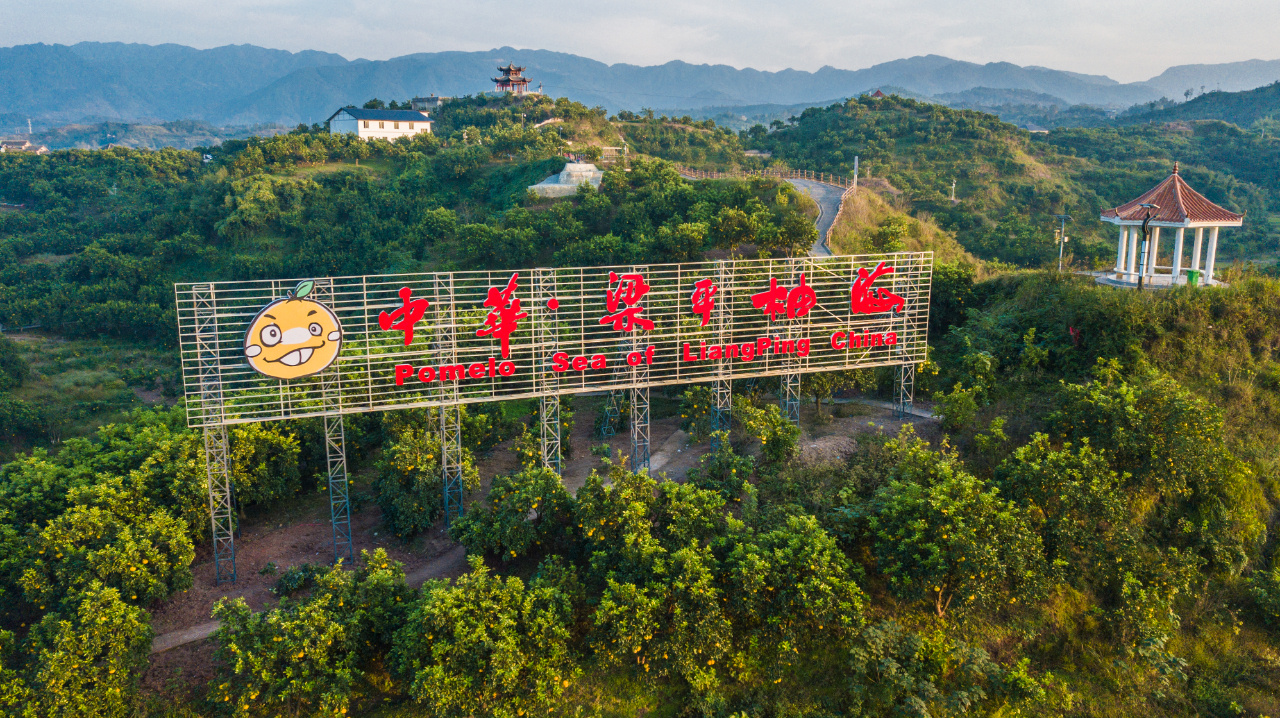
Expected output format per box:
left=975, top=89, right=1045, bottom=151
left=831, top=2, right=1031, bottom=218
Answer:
left=1086, top=271, right=1224, bottom=289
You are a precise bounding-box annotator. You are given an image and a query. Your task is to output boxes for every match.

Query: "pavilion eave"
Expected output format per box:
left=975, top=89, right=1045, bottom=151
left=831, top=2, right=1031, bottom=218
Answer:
left=1100, top=215, right=1244, bottom=229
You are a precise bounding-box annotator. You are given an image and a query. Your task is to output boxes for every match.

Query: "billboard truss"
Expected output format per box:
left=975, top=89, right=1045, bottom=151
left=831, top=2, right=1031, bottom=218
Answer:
left=176, top=252, right=932, bottom=582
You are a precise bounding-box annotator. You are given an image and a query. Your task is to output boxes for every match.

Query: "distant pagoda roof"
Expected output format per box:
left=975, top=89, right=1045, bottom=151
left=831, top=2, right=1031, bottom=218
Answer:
left=496, top=63, right=526, bottom=74
left=493, top=76, right=531, bottom=83
left=1101, top=163, right=1243, bottom=227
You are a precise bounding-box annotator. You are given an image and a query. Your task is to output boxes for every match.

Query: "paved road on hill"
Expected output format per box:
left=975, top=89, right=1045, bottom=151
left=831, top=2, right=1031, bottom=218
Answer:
left=784, top=178, right=845, bottom=257
left=675, top=171, right=845, bottom=257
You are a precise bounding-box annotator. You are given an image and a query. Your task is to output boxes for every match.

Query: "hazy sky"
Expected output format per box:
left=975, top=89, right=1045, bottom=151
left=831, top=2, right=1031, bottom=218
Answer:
left=5, top=0, right=1280, bottom=82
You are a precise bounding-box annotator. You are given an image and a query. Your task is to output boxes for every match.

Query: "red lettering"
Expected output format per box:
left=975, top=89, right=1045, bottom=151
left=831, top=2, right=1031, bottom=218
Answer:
left=395, top=364, right=414, bottom=385
left=590, top=354, right=607, bottom=370
left=645, top=345, right=655, bottom=365
left=572, top=355, right=588, bottom=371
left=441, top=364, right=464, bottom=381
left=499, top=361, right=516, bottom=376
left=469, top=362, right=486, bottom=378
left=418, top=366, right=435, bottom=382
left=887, top=332, right=898, bottom=345
left=757, top=337, right=772, bottom=355
left=475, top=273, right=527, bottom=358
left=683, top=343, right=696, bottom=362
left=831, top=331, right=847, bottom=350
left=379, top=287, right=431, bottom=346
left=551, top=352, right=569, bottom=372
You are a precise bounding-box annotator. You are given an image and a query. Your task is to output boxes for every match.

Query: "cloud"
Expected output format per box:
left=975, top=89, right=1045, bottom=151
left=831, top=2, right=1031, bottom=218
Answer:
left=4, top=0, right=1279, bottom=81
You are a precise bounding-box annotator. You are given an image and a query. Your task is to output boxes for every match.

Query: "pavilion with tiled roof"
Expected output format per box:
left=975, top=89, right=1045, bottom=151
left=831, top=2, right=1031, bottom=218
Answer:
left=1101, top=163, right=1243, bottom=287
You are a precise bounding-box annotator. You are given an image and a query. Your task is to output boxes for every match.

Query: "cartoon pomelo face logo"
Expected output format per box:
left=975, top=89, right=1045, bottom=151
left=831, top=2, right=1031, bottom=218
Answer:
left=244, top=280, right=342, bottom=380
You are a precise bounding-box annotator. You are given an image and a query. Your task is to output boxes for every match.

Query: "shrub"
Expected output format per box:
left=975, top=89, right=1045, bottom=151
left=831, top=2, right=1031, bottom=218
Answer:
left=733, top=397, right=799, bottom=467
left=375, top=410, right=479, bottom=539
left=679, top=385, right=717, bottom=442
left=212, top=589, right=359, bottom=716
left=391, top=557, right=577, bottom=717
left=864, top=443, right=1044, bottom=617
left=449, top=467, right=575, bottom=561
left=230, top=423, right=302, bottom=509
left=3, top=583, right=152, bottom=718
left=20, top=477, right=194, bottom=610
left=211, top=550, right=411, bottom=716
left=845, top=621, right=1042, bottom=715
left=685, top=431, right=754, bottom=499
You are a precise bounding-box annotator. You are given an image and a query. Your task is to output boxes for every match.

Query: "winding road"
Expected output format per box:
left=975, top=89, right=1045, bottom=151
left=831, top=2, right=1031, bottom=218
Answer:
left=784, top=178, right=845, bottom=257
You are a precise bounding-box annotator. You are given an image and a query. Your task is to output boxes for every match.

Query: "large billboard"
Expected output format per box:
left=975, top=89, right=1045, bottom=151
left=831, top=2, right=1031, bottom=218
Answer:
left=176, top=252, right=932, bottom=428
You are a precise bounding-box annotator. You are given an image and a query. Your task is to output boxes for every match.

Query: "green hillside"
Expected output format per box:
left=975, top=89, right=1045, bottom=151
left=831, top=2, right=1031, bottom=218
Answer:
left=1120, top=81, right=1280, bottom=128
left=746, top=95, right=1280, bottom=264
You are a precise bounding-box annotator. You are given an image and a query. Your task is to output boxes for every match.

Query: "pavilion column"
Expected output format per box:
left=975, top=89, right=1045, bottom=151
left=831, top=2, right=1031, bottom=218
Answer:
left=1146, top=227, right=1161, bottom=277
left=1172, top=228, right=1185, bottom=281
left=1205, top=226, right=1220, bottom=284
left=1115, top=226, right=1128, bottom=275
left=1192, top=228, right=1204, bottom=273
left=1127, top=227, right=1139, bottom=279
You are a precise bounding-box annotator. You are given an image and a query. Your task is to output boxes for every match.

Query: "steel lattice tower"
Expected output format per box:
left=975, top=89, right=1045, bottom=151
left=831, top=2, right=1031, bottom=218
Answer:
left=192, top=283, right=236, bottom=584
left=435, top=273, right=465, bottom=526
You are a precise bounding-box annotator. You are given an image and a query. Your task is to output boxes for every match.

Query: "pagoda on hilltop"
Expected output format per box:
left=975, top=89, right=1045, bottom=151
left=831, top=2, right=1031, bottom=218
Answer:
left=1100, top=162, right=1243, bottom=287
left=493, top=63, right=532, bottom=95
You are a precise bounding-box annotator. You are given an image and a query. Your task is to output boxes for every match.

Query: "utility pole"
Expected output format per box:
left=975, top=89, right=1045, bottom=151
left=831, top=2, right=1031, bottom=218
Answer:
left=27, top=119, right=32, bottom=135
left=950, top=178, right=957, bottom=202
left=1053, top=214, right=1072, bottom=272
left=853, top=155, right=859, bottom=191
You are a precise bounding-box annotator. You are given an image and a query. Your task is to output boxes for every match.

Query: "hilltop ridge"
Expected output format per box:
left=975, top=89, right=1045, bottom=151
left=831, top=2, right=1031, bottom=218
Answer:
left=4, top=42, right=1280, bottom=130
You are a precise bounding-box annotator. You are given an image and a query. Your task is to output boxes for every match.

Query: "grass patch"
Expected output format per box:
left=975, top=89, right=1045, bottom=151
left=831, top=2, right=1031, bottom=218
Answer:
left=7, top=334, right=176, bottom=454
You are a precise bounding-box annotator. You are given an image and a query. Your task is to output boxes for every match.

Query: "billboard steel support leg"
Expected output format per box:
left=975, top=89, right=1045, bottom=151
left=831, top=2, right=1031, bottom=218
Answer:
left=780, top=373, right=801, bottom=425
left=325, top=415, right=353, bottom=563
left=712, top=378, right=731, bottom=448
left=601, top=390, right=622, bottom=439
left=193, top=281, right=235, bottom=584
left=894, top=363, right=915, bottom=419
left=441, top=405, right=464, bottom=525
left=712, top=260, right=731, bottom=449
left=631, top=386, right=650, bottom=471
left=204, top=425, right=236, bottom=585
left=540, top=394, right=562, bottom=474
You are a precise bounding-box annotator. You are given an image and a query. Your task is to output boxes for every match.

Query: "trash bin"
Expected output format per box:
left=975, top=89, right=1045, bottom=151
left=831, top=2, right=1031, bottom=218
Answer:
left=1187, top=269, right=1201, bottom=286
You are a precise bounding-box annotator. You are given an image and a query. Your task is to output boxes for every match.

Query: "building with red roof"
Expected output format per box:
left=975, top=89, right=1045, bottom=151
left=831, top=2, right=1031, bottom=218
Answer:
left=1100, top=163, right=1243, bottom=287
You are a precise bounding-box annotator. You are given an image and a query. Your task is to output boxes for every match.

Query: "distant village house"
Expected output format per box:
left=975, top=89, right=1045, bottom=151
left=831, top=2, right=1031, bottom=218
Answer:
left=327, top=108, right=432, bottom=141
left=0, top=140, right=48, bottom=154
left=411, top=95, right=449, bottom=111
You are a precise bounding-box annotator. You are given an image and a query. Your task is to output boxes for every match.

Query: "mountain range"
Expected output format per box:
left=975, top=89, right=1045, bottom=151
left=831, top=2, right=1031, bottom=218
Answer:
left=3, top=42, right=1280, bottom=131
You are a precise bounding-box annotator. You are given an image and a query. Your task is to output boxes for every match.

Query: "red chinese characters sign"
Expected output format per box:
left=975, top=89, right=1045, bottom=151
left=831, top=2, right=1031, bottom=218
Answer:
left=176, top=253, right=931, bottom=427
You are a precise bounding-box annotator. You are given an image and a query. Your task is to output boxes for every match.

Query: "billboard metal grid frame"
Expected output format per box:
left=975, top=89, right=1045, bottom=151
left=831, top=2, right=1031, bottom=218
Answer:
left=176, top=252, right=933, bottom=429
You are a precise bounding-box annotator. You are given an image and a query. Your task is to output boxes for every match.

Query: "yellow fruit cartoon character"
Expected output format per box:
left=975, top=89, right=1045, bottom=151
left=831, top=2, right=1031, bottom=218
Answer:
left=243, top=280, right=343, bottom=380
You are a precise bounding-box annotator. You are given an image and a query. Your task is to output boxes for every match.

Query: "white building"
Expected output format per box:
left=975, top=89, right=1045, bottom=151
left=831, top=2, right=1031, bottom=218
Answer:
left=327, top=108, right=432, bottom=141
